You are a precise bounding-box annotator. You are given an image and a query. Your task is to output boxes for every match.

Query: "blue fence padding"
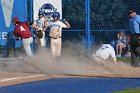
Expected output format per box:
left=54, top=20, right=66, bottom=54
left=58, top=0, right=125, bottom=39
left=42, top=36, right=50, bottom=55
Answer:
left=62, top=29, right=130, bottom=32
left=83, top=35, right=95, bottom=47
left=1, top=32, right=21, bottom=57
left=4, top=32, right=21, bottom=48
left=0, top=0, right=27, bottom=48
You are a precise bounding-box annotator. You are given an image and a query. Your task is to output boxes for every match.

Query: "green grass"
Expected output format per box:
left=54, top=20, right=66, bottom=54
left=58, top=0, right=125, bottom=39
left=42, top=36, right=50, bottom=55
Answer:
left=113, top=88, right=140, bottom=93
left=117, top=57, right=140, bottom=63
left=117, top=57, right=132, bottom=63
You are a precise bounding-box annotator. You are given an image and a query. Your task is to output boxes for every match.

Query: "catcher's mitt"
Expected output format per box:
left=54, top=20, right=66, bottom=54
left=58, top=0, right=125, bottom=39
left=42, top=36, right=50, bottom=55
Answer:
left=36, top=30, right=43, bottom=38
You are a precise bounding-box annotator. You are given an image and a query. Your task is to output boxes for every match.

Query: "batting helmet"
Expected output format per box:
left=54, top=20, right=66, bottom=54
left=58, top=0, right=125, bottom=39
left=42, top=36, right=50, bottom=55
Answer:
left=52, top=12, right=60, bottom=19
left=12, top=17, right=20, bottom=22
left=110, top=40, right=116, bottom=48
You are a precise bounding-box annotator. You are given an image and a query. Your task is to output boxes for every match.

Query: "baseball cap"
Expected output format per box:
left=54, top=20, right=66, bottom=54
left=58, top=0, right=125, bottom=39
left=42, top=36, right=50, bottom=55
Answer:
left=12, top=17, right=20, bottom=22
left=129, top=9, right=135, bottom=14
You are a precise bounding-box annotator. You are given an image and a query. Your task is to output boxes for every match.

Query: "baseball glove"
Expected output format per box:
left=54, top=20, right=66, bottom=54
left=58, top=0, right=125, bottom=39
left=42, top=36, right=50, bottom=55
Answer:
left=61, top=19, right=67, bottom=23
left=36, top=30, right=43, bottom=39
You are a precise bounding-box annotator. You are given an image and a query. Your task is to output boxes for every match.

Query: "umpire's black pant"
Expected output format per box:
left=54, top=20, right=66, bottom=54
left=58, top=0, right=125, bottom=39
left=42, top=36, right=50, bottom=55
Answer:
left=131, top=46, right=140, bottom=66
left=130, top=34, right=140, bottom=67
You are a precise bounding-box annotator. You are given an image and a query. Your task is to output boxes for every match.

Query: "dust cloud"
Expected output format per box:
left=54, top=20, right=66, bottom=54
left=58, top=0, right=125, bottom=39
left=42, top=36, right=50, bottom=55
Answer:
left=0, top=41, right=133, bottom=76
left=31, top=42, right=96, bottom=75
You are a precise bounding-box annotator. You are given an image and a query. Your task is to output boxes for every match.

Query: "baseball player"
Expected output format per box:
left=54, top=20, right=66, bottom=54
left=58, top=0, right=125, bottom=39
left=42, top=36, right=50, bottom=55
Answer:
left=12, top=17, right=33, bottom=57
left=44, top=12, right=70, bottom=57
left=33, top=11, right=46, bottom=47
left=92, top=41, right=117, bottom=64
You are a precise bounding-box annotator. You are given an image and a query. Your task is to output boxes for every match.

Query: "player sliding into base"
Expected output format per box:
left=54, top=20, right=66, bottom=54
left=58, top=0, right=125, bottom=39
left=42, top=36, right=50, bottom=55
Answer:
left=92, top=40, right=117, bottom=64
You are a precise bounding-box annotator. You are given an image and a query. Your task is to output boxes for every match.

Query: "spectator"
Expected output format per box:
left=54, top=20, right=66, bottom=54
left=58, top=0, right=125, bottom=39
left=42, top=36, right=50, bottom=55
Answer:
left=32, top=11, right=46, bottom=47
left=116, top=32, right=127, bottom=57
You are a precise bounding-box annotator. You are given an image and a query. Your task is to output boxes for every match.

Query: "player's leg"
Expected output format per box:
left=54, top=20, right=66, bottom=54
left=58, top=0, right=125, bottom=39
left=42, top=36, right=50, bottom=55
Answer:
left=116, top=44, right=119, bottom=56
left=50, top=38, right=56, bottom=57
left=133, top=46, right=140, bottom=67
left=119, top=44, right=123, bottom=56
left=22, top=37, right=33, bottom=57
left=130, top=47, right=139, bottom=67
left=40, top=31, right=46, bottom=47
left=91, top=53, right=102, bottom=63
left=56, top=38, right=62, bottom=57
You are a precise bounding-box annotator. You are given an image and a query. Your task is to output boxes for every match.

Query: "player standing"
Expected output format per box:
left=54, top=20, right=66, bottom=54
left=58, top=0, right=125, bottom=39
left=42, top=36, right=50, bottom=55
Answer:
left=33, top=11, right=46, bottom=47
left=45, top=12, right=70, bottom=57
left=12, top=17, right=33, bottom=57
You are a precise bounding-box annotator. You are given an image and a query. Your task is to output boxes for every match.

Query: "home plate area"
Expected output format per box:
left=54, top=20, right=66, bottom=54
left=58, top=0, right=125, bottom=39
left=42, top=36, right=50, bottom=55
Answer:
left=0, top=57, right=140, bottom=93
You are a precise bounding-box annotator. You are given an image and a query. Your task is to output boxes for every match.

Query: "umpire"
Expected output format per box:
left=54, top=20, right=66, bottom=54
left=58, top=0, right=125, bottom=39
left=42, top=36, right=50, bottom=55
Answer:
left=129, top=9, right=140, bottom=67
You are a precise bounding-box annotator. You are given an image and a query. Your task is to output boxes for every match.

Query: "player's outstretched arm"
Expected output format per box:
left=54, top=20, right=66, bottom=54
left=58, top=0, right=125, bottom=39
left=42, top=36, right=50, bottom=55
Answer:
left=42, top=16, right=50, bottom=32
left=113, top=58, right=117, bottom=64
left=65, top=20, right=71, bottom=28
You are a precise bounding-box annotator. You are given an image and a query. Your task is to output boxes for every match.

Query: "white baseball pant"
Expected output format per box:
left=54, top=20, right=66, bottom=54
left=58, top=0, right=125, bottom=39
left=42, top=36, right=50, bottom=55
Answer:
left=50, top=37, right=61, bottom=57
left=22, top=37, right=33, bottom=57
left=40, top=31, right=46, bottom=47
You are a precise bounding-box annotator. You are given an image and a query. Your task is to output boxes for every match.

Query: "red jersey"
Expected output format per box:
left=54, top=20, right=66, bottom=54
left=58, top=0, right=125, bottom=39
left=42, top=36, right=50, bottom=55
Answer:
left=14, top=22, right=32, bottom=39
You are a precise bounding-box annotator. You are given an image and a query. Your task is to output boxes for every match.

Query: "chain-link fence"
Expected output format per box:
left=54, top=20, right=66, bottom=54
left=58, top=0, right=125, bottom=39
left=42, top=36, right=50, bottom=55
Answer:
left=1, top=0, right=140, bottom=57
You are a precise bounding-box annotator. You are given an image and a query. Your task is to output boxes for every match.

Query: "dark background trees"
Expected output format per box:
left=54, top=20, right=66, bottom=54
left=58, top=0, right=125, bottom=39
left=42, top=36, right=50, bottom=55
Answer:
left=62, top=0, right=140, bottom=30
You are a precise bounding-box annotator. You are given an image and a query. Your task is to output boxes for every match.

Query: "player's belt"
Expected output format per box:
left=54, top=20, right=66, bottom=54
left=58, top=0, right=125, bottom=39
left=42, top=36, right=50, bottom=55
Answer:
left=22, top=37, right=31, bottom=39
left=51, top=37, right=61, bottom=39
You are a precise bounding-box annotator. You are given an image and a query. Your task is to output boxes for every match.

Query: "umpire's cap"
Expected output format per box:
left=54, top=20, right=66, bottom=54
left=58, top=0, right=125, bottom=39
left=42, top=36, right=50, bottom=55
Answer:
left=129, top=9, right=135, bottom=14
left=12, top=17, right=20, bottom=22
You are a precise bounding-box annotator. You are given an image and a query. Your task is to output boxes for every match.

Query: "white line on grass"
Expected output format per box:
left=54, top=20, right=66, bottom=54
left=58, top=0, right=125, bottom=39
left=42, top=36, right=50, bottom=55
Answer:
left=0, top=74, right=45, bottom=82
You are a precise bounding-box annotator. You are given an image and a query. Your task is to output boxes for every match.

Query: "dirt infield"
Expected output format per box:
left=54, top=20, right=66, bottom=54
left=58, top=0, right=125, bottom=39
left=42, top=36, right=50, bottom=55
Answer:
left=0, top=57, right=140, bottom=87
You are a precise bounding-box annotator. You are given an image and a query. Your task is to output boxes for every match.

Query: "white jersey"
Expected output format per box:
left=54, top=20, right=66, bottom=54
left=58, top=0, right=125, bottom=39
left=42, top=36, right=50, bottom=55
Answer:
left=94, top=44, right=116, bottom=60
left=34, top=17, right=45, bottom=30
left=47, top=20, right=67, bottom=38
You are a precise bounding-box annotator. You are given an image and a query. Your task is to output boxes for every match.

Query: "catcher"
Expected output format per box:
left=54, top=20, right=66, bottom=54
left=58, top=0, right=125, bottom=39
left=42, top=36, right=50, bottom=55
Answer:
left=32, top=11, right=46, bottom=47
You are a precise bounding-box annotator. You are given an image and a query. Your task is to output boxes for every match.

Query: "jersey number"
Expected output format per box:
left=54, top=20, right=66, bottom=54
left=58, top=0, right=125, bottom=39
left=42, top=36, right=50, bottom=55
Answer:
left=20, top=26, right=26, bottom=31
left=101, top=46, right=109, bottom=50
